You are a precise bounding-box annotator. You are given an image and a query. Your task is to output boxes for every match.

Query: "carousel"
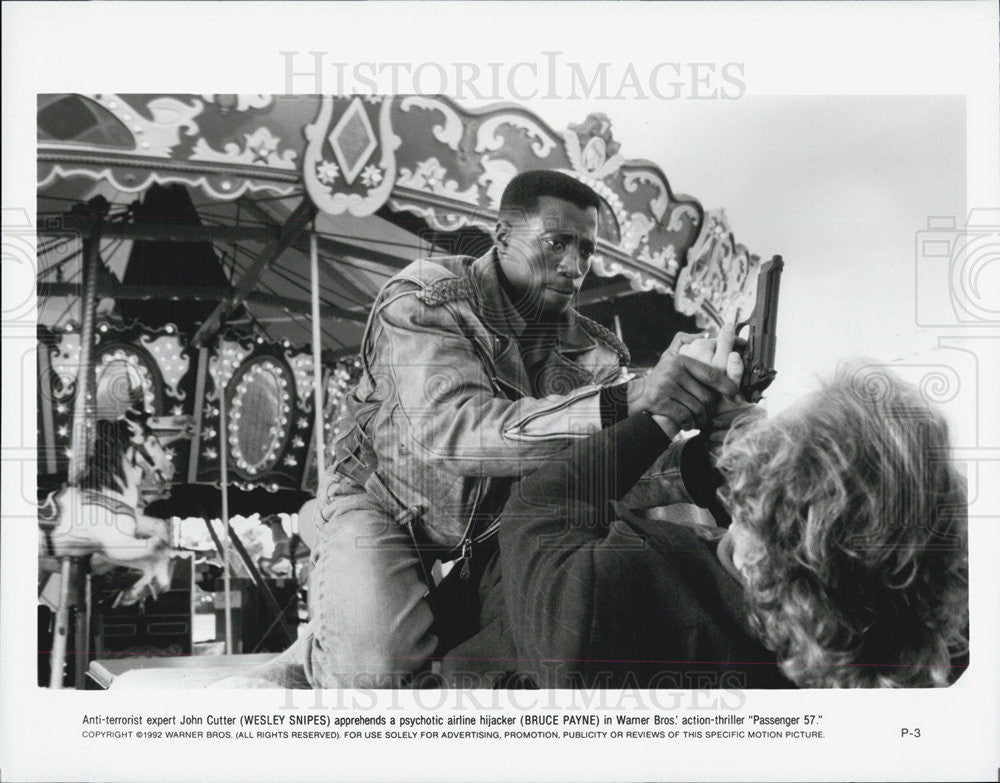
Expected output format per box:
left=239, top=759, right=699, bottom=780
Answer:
left=36, top=94, right=764, bottom=688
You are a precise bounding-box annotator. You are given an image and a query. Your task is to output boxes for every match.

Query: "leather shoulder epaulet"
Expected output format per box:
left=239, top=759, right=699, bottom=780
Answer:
left=414, top=277, right=476, bottom=307
left=577, top=314, right=631, bottom=365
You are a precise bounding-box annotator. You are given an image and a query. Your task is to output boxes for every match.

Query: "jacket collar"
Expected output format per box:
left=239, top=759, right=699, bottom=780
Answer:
left=468, top=250, right=598, bottom=355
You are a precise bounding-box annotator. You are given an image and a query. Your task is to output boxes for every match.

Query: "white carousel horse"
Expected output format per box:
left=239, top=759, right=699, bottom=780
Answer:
left=39, top=410, right=185, bottom=606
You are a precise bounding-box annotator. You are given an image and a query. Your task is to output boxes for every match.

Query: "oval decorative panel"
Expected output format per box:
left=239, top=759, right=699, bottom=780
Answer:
left=226, top=356, right=294, bottom=480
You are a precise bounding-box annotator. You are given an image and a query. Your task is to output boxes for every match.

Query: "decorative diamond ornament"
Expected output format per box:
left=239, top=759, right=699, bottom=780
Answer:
left=328, top=98, right=377, bottom=185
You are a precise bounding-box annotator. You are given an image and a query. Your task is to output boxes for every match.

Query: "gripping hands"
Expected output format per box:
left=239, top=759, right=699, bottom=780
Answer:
left=626, top=323, right=741, bottom=438
left=674, top=322, right=765, bottom=449
left=628, top=322, right=764, bottom=447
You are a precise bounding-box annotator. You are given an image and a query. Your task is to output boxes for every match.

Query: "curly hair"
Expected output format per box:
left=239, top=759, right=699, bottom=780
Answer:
left=715, top=364, right=968, bottom=688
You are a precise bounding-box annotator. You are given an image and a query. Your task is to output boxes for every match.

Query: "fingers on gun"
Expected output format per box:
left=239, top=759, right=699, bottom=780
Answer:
left=633, top=373, right=700, bottom=431
left=672, top=366, right=717, bottom=407
left=713, top=322, right=744, bottom=384
left=659, top=384, right=705, bottom=431
left=667, top=330, right=705, bottom=356
left=650, top=363, right=726, bottom=430
left=680, top=355, right=739, bottom=400
left=713, top=322, right=736, bottom=367
left=725, top=352, right=743, bottom=384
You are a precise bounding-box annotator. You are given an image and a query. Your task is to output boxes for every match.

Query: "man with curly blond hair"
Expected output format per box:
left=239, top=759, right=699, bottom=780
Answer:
left=444, top=352, right=968, bottom=689
left=715, top=366, right=968, bottom=687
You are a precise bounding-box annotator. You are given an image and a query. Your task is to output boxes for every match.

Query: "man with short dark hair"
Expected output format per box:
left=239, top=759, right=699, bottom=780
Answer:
left=494, top=170, right=601, bottom=324
left=303, top=170, right=739, bottom=687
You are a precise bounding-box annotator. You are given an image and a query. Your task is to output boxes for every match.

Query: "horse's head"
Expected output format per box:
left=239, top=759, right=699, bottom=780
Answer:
left=123, top=409, right=176, bottom=502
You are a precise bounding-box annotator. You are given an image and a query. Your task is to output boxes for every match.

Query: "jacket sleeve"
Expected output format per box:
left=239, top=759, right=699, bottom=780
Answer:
left=499, top=413, right=673, bottom=676
left=620, top=434, right=725, bottom=511
left=370, top=287, right=610, bottom=475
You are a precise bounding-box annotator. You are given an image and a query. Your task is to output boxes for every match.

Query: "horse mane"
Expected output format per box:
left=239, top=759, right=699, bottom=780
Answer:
left=78, top=418, right=134, bottom=494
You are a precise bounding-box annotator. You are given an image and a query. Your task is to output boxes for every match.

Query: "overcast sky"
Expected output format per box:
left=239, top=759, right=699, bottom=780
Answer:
left=468, top=94, right=972, bottom=419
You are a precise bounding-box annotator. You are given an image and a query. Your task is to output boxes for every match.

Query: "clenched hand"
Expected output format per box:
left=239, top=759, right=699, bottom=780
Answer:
left=677, top=322, right=765, bottom=450
left=627, top=328, right=740, bottom=438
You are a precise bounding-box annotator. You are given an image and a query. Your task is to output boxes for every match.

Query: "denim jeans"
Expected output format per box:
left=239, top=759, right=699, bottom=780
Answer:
left=303, top=472, right=438, bottom=688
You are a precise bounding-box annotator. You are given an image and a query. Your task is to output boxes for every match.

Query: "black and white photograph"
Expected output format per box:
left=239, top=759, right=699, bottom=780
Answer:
left=30, top=91, right=972, bottom=691
left=3, top=2, right=999, bottom=782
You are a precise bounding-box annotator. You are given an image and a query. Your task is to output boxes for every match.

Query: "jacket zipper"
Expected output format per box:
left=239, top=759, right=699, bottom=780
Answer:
left=457, top=505, right=504, bottom=580
left=456, top=518, right=504, bottom=580
left=458, top=537, right=472, bottom=580
left=455, top=475, right=487, bottom=579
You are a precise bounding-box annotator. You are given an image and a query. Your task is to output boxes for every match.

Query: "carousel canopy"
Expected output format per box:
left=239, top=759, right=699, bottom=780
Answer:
left=38, top=94, right=763, bottom=347
left=37, top=94, right=765, bottom=504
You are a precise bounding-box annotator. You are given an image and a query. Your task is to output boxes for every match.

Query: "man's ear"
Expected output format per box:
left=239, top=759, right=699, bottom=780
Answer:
left=494, top=220, right=511, bottom=253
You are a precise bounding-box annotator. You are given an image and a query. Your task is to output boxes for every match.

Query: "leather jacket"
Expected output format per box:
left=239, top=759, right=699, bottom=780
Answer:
left=331, top=250, right=635, bottom=551
left=330, top=250, right=703, bottom=557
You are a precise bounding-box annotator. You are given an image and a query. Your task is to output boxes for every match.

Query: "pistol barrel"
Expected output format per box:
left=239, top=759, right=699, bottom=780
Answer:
left=738, top=255, right=784, bottom=402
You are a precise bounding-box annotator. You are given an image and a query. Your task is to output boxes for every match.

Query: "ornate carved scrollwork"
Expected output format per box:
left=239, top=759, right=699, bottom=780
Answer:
left=674, top=210, right=760, bottom=329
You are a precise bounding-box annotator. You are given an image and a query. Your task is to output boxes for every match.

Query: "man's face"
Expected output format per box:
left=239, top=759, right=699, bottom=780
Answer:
left=496, top=195, right=599, bottom=319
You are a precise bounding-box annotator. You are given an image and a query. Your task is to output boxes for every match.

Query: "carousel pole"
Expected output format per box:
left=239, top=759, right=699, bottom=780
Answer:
left=309, top=227, right=325, bottom=515
left=217, top=348, right=234, bottom=655
left=67, top=198, right=107, bottom=484
left=52, top=197, right=107, bottom=689
left=48, top=558, right=72, bottom=690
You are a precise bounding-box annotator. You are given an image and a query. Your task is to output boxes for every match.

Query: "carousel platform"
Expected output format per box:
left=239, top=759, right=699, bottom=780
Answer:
left=88, top=653, right=279, bottom=689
